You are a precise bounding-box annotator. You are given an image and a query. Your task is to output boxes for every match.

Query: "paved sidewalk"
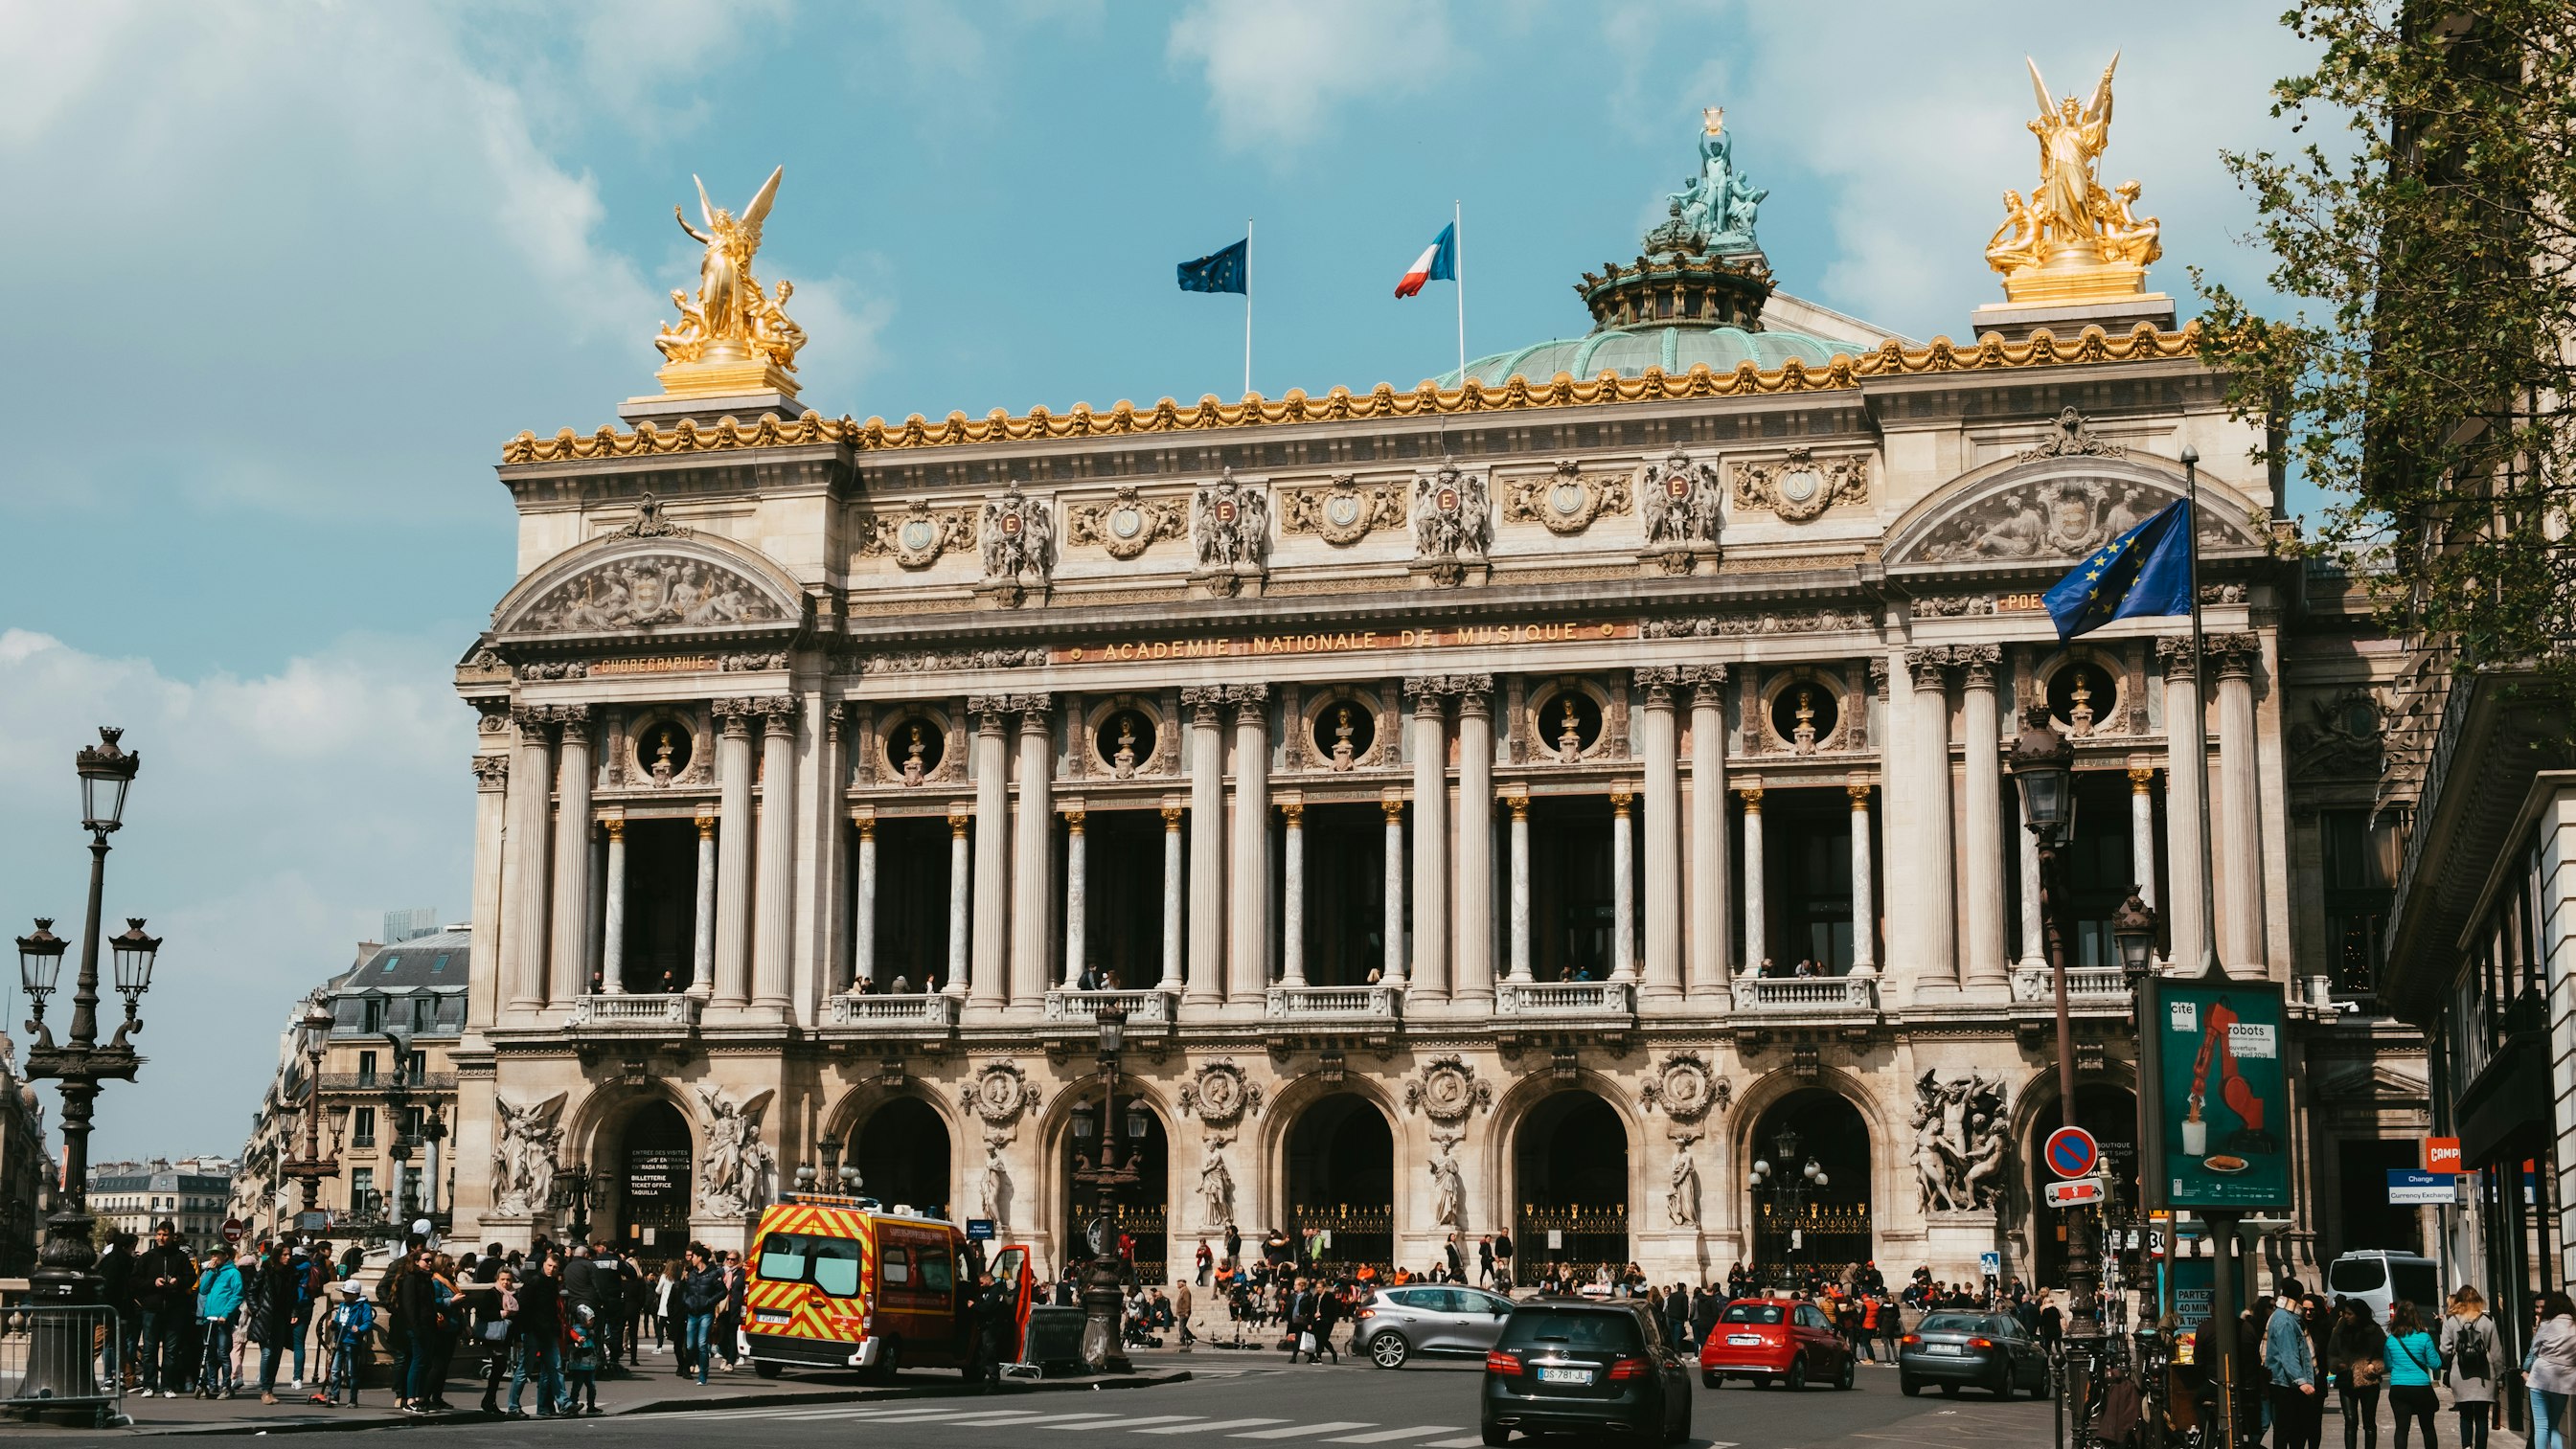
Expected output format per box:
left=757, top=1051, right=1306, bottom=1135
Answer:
left=46, top=1347, right=1190, bottom=1437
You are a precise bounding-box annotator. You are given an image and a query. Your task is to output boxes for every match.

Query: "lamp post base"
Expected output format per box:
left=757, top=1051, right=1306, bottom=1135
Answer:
left=1080, top=1258, right=1133, bottom=1374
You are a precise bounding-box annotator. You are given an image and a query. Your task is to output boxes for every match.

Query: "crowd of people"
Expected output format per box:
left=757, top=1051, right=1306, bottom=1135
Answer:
left=2225, top=1278, right=2576, bottom=1449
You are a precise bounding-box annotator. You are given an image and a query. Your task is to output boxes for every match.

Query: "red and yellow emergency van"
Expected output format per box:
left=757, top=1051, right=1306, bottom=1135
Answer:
left=741, top=1193, right=1032, bottom=1380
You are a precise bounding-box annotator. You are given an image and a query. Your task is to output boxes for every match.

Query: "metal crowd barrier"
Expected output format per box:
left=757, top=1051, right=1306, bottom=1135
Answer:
left=0, top=1302, right=125, bottom=1425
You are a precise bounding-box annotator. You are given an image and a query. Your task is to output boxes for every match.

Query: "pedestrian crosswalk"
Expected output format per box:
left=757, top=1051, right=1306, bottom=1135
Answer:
left=643, top=1402, right=1483, bottom=1446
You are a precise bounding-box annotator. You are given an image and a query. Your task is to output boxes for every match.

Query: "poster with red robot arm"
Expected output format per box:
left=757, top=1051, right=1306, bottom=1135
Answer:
left=2156, top=982, right=2291, bottom=1211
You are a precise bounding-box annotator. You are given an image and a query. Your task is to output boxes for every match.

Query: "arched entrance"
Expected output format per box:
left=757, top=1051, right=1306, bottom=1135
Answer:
left=1286, top=1095, right=1394, bottom=1272
left=1746, top=1089, right=1873, bottom=1287
left=852, top=1097, right=951, bottom=1220
left=1063, top=1097, right=1170, bottom=1285
left=1514, top=1092, right=1629, bottom=1284
left=606, top=1100, right=693, bottom=1256
left=2028, top=1084, right=2138, bottom=1291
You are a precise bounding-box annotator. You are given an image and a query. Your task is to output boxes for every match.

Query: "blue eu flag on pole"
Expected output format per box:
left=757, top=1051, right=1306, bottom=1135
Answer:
left=1177, top=238, right=1248, bottom=295
left=2042, top=498, right=2196, bottom=640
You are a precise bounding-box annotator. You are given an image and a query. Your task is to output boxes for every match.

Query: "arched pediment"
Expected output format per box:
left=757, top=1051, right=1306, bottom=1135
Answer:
left=1883, top=452, right=2268, bottom=571
left=490, top=528, right=808, bottom=641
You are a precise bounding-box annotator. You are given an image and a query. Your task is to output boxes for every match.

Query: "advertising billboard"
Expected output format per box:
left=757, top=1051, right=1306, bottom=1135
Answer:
left=2156, top=981, right=2291, bottom=1211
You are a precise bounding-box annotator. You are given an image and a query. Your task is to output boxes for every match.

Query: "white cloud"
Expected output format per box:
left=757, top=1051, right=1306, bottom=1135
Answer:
left=1169, top=0, right=1455, bottom=150
left=0, top=629, right=473, bottom=1161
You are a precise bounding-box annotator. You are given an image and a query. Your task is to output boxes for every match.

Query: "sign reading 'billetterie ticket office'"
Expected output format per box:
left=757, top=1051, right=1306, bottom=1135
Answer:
left=1054, top=621, right=1639, bottom=666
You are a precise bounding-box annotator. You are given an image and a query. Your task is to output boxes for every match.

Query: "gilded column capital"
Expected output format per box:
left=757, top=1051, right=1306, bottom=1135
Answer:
left=1161, top=803, right=1186, bottom=830
left=947, top=805, right=972, bottom=837
left=1954, top=643, right=2001, bottom=688
left=695, top=806, right=718, bottom=839
left=1380, top=795, right=1406, bottom=824
left=855, top=815, right=877, bottom=842
left=1739, top=784, right=1765, bottom=813
left=1610, top=783, right=1634, bottom=817
left=602, top=817, right=627, bottom=843
left=1904, top=646, right=1953, bottom=691
left=1505, top=792, right=1530, bottom=823
left=1278, top=801, right=1304, bottom=827
left=1846, top=782, right=1872, bottom=807
left=470, top=754, right=510, bottom=790
left=1062, top=806, right=1087, bottom=831
left=2210, top=633, right=2261, bottom=679
left=2155, top=636, right=2201, bottom=681
left=2129, top=765, right=2156, bottom=792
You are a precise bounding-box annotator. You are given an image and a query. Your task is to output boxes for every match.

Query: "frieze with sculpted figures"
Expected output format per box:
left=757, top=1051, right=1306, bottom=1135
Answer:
left=1732, top=447, right=1869, bottom=523
left=1282, top=474, right=1405, bottom=546
left=512, top=555, right=789, bottom=633
left=1068, top=484, right=1185, bottom=561
left=1503, top=460, right=1632, bottom=536
left=860, top=499, right=978, bottom=569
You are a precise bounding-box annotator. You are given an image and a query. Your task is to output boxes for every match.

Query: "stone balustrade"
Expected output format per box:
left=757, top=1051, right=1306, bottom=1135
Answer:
left=2007, top=963, right=2131, bottom=1007
left=824, top=991, right=962, bottom=1030
left=1264, top=984, right=1404, bottom=1023
left=1729, top=974, right=1880, bottom=1016
left=1041, top=988, right=1179, bottom=1027
left=566, top=993, right=702, bottom=1031
left=1493, top=980, right=1637, bottom=1022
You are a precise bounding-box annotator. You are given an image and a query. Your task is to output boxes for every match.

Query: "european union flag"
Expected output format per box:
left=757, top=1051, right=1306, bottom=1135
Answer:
left=1177, top=238, right=1248, bottom=295
left=2042, top=498, right=2196, bottom=640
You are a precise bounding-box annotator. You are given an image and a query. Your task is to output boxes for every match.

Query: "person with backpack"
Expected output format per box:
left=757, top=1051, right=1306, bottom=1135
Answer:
left=319, top=1281, right=375, bottom=1407
left=2445, top=1286, right=2503, bottom=1449
left=2383, top=1299, right=2445, bottom=1449
left=194, top=1248, right=247, bottom=1398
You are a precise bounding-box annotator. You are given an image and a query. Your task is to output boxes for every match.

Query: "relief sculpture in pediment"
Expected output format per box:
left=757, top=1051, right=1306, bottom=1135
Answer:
left=512, top=555, right=789, bottom=633
left=1912, top=476, right=2164, bottom=563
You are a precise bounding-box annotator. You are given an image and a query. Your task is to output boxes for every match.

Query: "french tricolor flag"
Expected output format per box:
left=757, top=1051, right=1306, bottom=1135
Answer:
left=1394, top=222, right=1457, bottom=298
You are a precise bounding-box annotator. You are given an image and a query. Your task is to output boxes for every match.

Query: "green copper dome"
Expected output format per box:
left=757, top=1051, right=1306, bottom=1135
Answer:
left=1439, top=324, right=1862, bottom=387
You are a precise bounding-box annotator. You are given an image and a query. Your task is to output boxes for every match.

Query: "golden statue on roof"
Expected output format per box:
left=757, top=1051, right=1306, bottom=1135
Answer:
left=1986, top=53, right=2161, bottom=304
left=652, top=166, right=806, bottom=400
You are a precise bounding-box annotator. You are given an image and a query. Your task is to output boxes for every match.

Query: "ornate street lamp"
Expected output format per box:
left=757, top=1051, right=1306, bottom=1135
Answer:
left=1748, top=1124, right=1824, bottom=1287
left=554, top=1159, right=594, bottom=1243
left=1068, top=1001, right=1141, bottom=1373
left=2011, top=707, right=2105, bottom=1371
left=12, top=727, right=163, bottom=1420
left=280, top=1003, right=342, bottom=1232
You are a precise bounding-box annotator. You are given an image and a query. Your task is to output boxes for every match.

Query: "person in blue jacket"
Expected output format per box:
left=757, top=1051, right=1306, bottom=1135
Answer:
left=194, top=1250, right=247, bottom=1399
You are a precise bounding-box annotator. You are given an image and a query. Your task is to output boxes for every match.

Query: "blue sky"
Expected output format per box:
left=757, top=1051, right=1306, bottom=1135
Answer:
left=0, top=0, right=2313, bottom=1159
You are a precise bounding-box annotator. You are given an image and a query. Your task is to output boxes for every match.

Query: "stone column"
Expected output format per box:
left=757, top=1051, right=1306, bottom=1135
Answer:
left=503, top=711, right=553, bottom=1012
left=601, top=817, right=627, bottom=994
left=1405, top=678, right=1449, bottom=1001
left=691, top=807, right=717, bottom=998
left=1158, top=803, right=1185, bottom=991
left=2157, top=638, right=2213, bottom=975
left=2214, top=635, right=2268, bottom=977
left=968, top=696, right=1011, bottom=1008
left=713, top=701, right=756, bottom=1008
left=1062, top=806, right=1086, bottom=989
left=1507, top=790, right=1532, bottom=983
left=1228, top=685, right=1271, bottom=1006
left=548, top=706, right=596, bottom=1006
left=1280, top=802, right=1306, bottom=986
left=1906, top=648, right=1960, bottom=996
left=854, top=813, right=878, bottom=991
left=2017, top=789, right=2046, bottom=972
left=1611, top=784, right=1637, bottom=982
left=946, top=805, right=971, bottom=995
left=1183, top=688, right=1226, bottom=1007
left=468, top=751, right=509, bottom=1029
left=1957, top=645, right=2009, bottom=991
left=753, top=700, right=797, bottom=1012
left=2130, top=766, right=2159, bottom=911
left=1453, top=677, right=1495, bottom=1008
left=1381, top=794, right=1408, bottom=986
left=1739, top=785, right=1767, bottom=973
left=1847, top=782, right=1877, bottom=976
left=1684, top=666, right=1730, bottom=997
left=1011, top=693, right=1055, bottom=1008
left=1636, top=668, right=1683, bottom=1003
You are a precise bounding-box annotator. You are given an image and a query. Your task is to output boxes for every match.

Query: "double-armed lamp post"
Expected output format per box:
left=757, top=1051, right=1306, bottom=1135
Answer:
left=1069, top=1001, right=1144, bottom=1373
left=1747, top=1125, right=1828, bottom=1285
left=11, top=728, right=165, bottom=1415
left=279, top=1002, right=349, bottom=1233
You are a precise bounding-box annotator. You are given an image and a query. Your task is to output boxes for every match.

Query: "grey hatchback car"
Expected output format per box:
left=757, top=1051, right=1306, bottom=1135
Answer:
left=1897, top=1310, right=2051, bottom=1399
left=1358, top=1285, right=1516, bottom=1368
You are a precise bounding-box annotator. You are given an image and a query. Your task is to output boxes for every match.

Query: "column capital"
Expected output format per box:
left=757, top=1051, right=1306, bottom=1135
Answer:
left=695, top=806, right=718, bottom=839
left=1278, top=800, right=1305, bottom=827
left=2210, top=633, right=2261, bottom=678
left=1680, top=664, right=1727, bottom=707
left=757, top=695, right=798, bottom=736
left=1180, top=685, right=1224, bottom=724
left=1062, top=805, right=1087, bottom=831
left=1402, top=675, right=1446, bottom=713
left=2155, top=636, right=2201, bottom=680
left=947, top=804, right=973, bottom=837
left=1954, top=643, right=2001, bottom=688
left=1161, top=802, right=1186, bottom=830
left=967, top=693, right=1014, bottom=730
left=1633, top=665, right=1681, bottom=707
left=1610, top=783, right=1634, bottom=817
left=602, top=816, right=627, bottom=842
left=1739, top=784, right=1765, bottom=813
left=1454, top=683, right=1493, bottom=718
left=1381, top=794, right=1406, bottom=824
left=2129, top=764, right=2156, bottom=793
left=1846, top=781, right=1872, bottom=807
left=1869, top=656, right=1891, bottom=696
left=1505, top=791, right=1530, bottom=823
left=1904, top=646, right=1953, bottom=691
left=1010, top=691, right=1055, bottom=732
left=509, top=703, right=553, bottom=735
left=470, top=754, right=510, bottom=791
left=855, top=815, right=877, bottom=842
left=1224, top=682, right=1269, bottom=724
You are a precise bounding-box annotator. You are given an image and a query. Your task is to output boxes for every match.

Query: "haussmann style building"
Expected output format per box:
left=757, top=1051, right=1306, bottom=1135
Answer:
left=443, top=97, right=2431, bottom=1292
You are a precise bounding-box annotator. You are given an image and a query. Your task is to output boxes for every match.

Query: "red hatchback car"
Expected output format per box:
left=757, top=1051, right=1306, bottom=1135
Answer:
left=1697, top=1298, right=1857, bottom=1391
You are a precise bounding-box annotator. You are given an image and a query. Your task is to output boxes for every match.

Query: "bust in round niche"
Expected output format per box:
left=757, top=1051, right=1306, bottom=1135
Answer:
left=1308, top=700, right=1377, bottom=772
left=1537, top=689, right=1604, bottom=764
left=1767, top=685, right=1840, bottom=755
left=884, top=716, right=947, bottom=785
left=1094, top=709, right=1158, bottom=779
left=632, top=718, right=696, bottom=784
left=2046, top=662, right=2120, bottom=739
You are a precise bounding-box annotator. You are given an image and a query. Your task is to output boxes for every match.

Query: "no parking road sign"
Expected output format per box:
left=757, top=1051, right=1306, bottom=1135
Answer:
left=2043, top=1126, right=2101, bottom=1180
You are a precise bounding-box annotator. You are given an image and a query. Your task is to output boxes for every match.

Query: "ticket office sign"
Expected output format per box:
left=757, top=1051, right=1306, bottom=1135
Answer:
left=2156, top=982, right=2291, bottom=1211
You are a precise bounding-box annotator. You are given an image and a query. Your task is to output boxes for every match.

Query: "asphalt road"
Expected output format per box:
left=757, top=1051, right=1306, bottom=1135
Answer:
left=252, top=1354, right=2059, bottom=1449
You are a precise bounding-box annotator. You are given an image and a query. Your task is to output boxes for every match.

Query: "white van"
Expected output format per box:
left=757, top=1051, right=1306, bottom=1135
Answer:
left=2325, top=1251, right=2443, bottom=1326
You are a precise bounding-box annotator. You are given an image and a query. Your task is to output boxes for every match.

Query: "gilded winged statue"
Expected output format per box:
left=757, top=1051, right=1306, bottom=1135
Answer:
left=1988, top=53, right=2160, bottom=289
left=656, top=166, right=806, bottom=374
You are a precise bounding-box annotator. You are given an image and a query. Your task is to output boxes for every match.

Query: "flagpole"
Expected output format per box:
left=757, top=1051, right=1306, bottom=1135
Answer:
left=1243, top=216, right=1254, bottom=397
left=2181, top=445, right=2219, bottom=983
left=1453, top=199, right=1467, bottom=382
